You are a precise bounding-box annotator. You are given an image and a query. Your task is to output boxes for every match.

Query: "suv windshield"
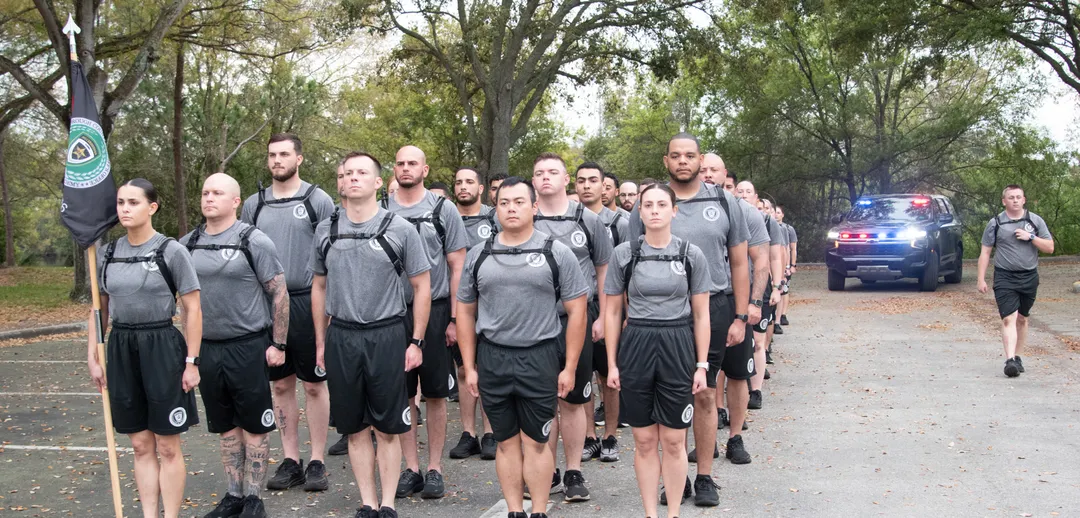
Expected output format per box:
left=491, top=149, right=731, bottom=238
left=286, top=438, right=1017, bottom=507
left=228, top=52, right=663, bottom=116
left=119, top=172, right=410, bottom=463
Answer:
left=847, top=198, right=932, bottom=223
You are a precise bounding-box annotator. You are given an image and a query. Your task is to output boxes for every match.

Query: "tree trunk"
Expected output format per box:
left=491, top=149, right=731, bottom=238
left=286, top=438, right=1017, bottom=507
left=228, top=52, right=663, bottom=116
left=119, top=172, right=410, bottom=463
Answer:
left=487, top=97, right=513, bottom=177
left=70, top=240, right=90, bottom=302
left=0, top=129, right=14, bottom=267
left=172, top=43, right=188, bottom=235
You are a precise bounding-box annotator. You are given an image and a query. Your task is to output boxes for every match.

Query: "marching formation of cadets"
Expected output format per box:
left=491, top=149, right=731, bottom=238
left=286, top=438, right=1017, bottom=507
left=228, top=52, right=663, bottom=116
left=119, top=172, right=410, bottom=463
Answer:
left=88, top=132, right=808, bottom=518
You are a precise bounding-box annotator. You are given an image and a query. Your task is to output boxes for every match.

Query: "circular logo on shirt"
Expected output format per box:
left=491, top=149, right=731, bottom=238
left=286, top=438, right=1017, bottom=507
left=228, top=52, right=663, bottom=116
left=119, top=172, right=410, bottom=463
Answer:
left=221, top=247, right=238, bottom=261
left=448, top=373, right=456, bottom=390
left=570, top=231, right=588, bottom=248
left=421, top=211, right=437, bottom=231
left=142, top=252, right=160, bottom=272
left=478, top=224, right=492, bottom=239
left=293, top=204, right=309, bottom=220
left=542, top=419, right=553, bottom=437
left=671, top=261, right=686, bottom=276
left=402, top=407, right=412, bottom=426
left=746, top=358, right=755, bottom=374
left=703, top=206, right=721, bottom=222
left=681, top=404, right=694, bottom=424
left=527, top=253, right=547, bottom=268
left=168, top=407, right=187, bottom=427
left=370, top=239, right=384, bottom=251
left=261, top=409, right=275, bottom=428
left=1024, top=223, right=1035, bottom=234
left=314, top=365, right=326, bottom=378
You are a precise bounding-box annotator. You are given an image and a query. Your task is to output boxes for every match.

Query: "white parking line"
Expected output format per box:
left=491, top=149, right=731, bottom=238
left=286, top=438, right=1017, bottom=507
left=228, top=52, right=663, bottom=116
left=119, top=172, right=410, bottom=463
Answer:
left=0, top=360, right=83, bottom=364
left=478, top=499, right=552, bottom=518
left=0, top=444, right=133, bottom=453
left=0, top=392, right=101, bottom=396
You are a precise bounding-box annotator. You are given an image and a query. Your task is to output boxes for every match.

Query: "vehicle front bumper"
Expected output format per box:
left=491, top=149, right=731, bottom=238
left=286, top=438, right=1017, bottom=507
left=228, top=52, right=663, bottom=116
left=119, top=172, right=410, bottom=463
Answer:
left=825, top=241, right=931, bottom=279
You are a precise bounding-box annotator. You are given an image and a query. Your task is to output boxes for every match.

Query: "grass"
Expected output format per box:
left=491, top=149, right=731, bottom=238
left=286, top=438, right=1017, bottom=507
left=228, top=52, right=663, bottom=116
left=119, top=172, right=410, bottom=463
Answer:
left=0, top=267, right=75, bottom=308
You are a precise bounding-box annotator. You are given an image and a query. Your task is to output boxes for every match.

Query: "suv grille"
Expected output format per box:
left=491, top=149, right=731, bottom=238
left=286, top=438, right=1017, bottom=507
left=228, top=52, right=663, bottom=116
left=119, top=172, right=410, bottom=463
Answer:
left=837, top=243, right=909, bottom=256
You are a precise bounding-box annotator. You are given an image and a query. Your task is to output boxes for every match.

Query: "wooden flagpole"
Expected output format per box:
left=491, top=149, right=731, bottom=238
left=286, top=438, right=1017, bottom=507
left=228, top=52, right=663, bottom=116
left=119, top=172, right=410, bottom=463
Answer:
left=64, top=14, right=124, bottom=518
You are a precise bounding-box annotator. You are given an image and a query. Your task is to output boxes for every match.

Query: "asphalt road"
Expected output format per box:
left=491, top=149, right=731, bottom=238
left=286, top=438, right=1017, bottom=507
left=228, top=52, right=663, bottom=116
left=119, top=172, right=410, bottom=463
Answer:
left=2, top=263, right=1079, bottom=517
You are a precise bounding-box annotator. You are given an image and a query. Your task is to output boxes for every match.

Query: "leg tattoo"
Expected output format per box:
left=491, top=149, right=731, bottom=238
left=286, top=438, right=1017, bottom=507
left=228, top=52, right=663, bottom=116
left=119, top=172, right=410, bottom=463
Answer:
left=245, top=433, right=270, bottom=497
left=220, top=432, right=245, bottom=497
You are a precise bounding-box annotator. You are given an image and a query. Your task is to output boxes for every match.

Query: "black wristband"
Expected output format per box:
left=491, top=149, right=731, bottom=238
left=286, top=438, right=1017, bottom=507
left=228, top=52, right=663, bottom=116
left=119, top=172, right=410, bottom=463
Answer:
left=409, top=338, right=425, bottom=350
left=735, top=313, right=749, bottom=322
left=750, top=299, right=764, bottom=308
left=271, top=342, right=287, bottom=351
left=449, top=317, right=457, bottom=323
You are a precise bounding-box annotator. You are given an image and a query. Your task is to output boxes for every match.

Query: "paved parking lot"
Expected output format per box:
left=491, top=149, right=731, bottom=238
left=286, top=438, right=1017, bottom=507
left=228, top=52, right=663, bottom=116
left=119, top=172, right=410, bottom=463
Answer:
left=1, top=262, right=1079, bottom=517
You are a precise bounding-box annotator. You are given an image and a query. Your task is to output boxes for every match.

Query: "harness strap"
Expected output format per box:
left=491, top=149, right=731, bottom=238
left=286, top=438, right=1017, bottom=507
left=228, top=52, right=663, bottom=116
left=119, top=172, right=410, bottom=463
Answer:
left=103, top=238, right=178, bottom=297
left=253, top=183, right=319, bottom=230
left=324, top=210, right=404, bottom=276
left=473, top=236, right=561, bottom=301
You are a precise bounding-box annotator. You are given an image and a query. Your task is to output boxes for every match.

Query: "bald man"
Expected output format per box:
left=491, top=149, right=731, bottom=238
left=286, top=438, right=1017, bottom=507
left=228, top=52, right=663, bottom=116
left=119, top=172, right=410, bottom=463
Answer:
left=384, top=145, right=469, bottom=500
left=701, top=153, right=726, bottom=186
left=618, top=181, right=638, bottom=212
left=181, top=173, right=289, bottom=517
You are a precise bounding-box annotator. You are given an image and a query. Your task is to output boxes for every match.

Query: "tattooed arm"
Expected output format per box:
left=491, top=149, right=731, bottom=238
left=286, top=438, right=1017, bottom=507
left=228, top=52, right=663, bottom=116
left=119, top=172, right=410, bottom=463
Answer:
left=263, top=273, right=289, bottom=367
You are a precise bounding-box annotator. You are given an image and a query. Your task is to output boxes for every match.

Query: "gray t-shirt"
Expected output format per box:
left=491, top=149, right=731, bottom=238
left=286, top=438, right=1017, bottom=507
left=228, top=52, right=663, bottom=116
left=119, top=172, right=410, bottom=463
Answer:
left=740, top=199, right=769, bottom=248
left=179, top=222, right=283, bottom=340
left=766, top=216, right=787, bottom=248
left=98, top=233, right=200, bottom=324
left=534, top=200, right=613, bottom=305
left=628, top=182, right=749, bottom=295
left=384, top=191, right=469, bottom=302
left=460, top=204, right=496, bottom=248
left=598, top=206, right=631, bottom=247
left=785, top=223, right=798, bottom=244
left=457, top=231, right=589, bottom=346
left=604, top=236, right=711, bottom=320
left=981, top=211, right=1052, bottom=271
left=241, top=181, right=335, bottom=292
left=309, top=208, right=431, bottom=323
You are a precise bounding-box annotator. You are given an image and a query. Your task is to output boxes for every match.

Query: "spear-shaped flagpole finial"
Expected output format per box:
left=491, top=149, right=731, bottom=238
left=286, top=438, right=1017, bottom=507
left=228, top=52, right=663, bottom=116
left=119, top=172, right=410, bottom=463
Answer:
left=62, top=14, right=81, bottom=61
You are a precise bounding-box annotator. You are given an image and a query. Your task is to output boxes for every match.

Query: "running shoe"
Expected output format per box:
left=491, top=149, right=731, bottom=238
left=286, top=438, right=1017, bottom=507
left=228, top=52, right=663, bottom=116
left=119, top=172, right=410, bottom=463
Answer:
left=449, top=432, right=481, bottom=459
left=687, top=442, right=718, bottom=462
left=780, top=315, right=789, bottom=326
left=395, top=468, right=424, bottom=497
left=562, top=470, right=590, bottom=502
left=1004, top=358, right=1020, bottom=378
left=328, top=434, right=350, bottom=456
left=421, top=469, right=445, bottom=499
left=523, top=469, right=561, bottom=499
left=480, top=433, right=497, bottom=460
left=304, top=460, right=328, bottom=491
left=600, top=435, right=619, bottom=462
left=203, top=494, right=244, bottom=518
left=773, top=324, right=784, bottom=335
left=726, top=434, right=751, bottom=464
left=764, top=368, right=771, bottom=380
left=581, top=436, right=601, bottom=461
left=353, top=505, right=375, bottom=518
left=266, top=458, right=305, bottom=490
left=748, top=390, right=763, bottom=410
left=377, top=507, right=397, bottom=518
left=659, top=477, right=692, bottom=505
left=1015, top=355, right=1025, bottom=373
left=766, top=349, right=775, bottom=365
left=239, top=495, right=267, bottom=518
left=693, top=475, right=720, bottom=506
left=593, top=402, right=605, bottom=426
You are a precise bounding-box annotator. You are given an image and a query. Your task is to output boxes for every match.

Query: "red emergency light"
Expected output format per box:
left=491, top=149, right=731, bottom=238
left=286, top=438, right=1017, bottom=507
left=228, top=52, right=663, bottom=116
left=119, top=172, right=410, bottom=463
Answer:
left=912, top=198, right=931, bottom=206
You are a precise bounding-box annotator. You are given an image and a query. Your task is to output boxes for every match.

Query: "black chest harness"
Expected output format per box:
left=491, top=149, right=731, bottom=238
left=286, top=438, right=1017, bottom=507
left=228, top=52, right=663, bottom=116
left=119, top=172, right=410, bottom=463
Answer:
left=382, top=195, right=448, bottom=248
left=623, top=238, right=693, bottom=293
left=322, top=208, right=404, bottom=276
left=252, top=183, right=319, bottom=231
left=535, top=203, right=593, bottom=255
left=472, top=235, right=561, bottom=301
left=184, top=225, right=258, bottom=274
left=102, top=238, right=178, bottom=297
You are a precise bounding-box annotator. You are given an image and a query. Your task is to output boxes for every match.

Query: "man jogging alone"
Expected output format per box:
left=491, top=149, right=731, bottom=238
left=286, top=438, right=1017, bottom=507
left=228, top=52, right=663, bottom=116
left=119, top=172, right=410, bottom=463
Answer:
left=241, top=134, right=335, bottom=491
left=457, top=177, right=590, bottom=518
left=181, top=174, right=287, bottom=518
left=977, top=184, right=1053, bottom=377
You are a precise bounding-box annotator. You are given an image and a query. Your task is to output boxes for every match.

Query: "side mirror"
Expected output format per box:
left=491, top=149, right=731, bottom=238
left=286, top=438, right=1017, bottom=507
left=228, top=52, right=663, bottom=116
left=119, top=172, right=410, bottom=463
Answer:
left=830, top=214, right=843, bottom=225
left=939, top=213, right=954, bottom=224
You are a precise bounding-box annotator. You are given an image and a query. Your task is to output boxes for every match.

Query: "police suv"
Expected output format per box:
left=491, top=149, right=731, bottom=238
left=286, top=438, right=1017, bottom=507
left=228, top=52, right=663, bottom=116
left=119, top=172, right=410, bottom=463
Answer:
left=825, top=194, right=963, bottom=292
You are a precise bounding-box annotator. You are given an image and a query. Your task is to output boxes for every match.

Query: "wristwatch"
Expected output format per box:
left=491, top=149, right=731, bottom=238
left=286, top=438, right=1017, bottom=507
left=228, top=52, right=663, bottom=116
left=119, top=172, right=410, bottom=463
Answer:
left=409, top=338, right=425, bottom=350
left=750, top=299, right=764, bottom=308
left=735, top=314, right=749, bottom=322
left=185, top=356, right=200, bottom=366
left=695, top=362, right=709, bottom=370
left=271, top=342, right=287, bottom=351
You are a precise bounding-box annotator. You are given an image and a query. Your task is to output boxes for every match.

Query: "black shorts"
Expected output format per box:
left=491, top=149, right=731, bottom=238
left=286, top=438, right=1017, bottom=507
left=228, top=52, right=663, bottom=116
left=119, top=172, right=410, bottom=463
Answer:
left=994, top=268, right=1039, bottom=318
left=753, top=302, right=776, bottom=334
left=557, top=304, right=595, bottom=405
left=478, top=337, right=559, bottom=443
left=405, top=299, right=456, bottom=399
left=617, top=319, right=695, bottom=430
left=268, top=291, right=327, bottom=383
left=703, top=294, right=756, bottom=386
left=325, top=318, right=411, bottom=435
left=199, top=330, right=276, bottom=435
left=589, top=298, right=610, bottom=378
left=107, top=321, right=199, bottom=435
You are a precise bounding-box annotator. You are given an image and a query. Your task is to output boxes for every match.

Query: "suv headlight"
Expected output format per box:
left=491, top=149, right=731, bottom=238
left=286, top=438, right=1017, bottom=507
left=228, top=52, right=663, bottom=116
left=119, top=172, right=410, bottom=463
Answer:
left=897, top=228, right=927, bottom=240
left=827, top=231, right=840, bottom=239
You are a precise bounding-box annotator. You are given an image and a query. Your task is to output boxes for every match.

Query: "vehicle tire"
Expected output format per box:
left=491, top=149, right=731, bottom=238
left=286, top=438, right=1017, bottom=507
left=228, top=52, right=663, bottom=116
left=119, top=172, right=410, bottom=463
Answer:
left=944, top=249, right=963, bottom=284
left=861, top=279, right=877, bottom=284
left=828, top=269, right=846, bottom=291
left=920, top=250, right=940, bottom=292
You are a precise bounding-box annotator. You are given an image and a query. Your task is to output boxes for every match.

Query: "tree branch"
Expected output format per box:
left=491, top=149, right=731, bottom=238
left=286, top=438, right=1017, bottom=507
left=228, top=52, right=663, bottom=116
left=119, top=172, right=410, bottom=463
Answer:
left=101, top=0, right=191, bottom=119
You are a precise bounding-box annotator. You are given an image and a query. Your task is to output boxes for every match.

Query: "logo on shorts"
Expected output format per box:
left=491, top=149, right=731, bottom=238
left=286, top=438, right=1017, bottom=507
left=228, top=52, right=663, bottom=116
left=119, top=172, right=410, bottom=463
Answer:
left=448, top=373, right=455, bottom=390
left=478, top=225, right=492, bottom=239
left=671, top=261, right=686, bottom=276
left=293, top=204, right=308, bottom=220
left=261, top=409, right=275, bottom=427
left=402, top=407, right=412, bottom=426
left=746, top=358, right=755, bottom=374
left=583, top=382, right=592, bottom=398
left=570, top=231, right=588, bottom=248
left=702, top=206, right=721, bottom=222
left=526, top=253, right=547, bottom=268
left=681, top=404, right=694, bottom=424
left=314, top=365, right=326, bottom=377
left=168, top=407, right=187, bottom=427
left=542, top=419, right=553, bottom=437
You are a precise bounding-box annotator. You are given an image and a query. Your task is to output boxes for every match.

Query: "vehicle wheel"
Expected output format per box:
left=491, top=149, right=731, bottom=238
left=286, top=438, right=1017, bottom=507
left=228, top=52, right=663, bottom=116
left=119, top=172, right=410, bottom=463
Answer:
left=920, top=251, right=940, bottom=292
left=944, top=249, right=963, bottom=284
left=861, top=279, right=877, bottom=284
left=828, top=269, right=846, bottom=291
